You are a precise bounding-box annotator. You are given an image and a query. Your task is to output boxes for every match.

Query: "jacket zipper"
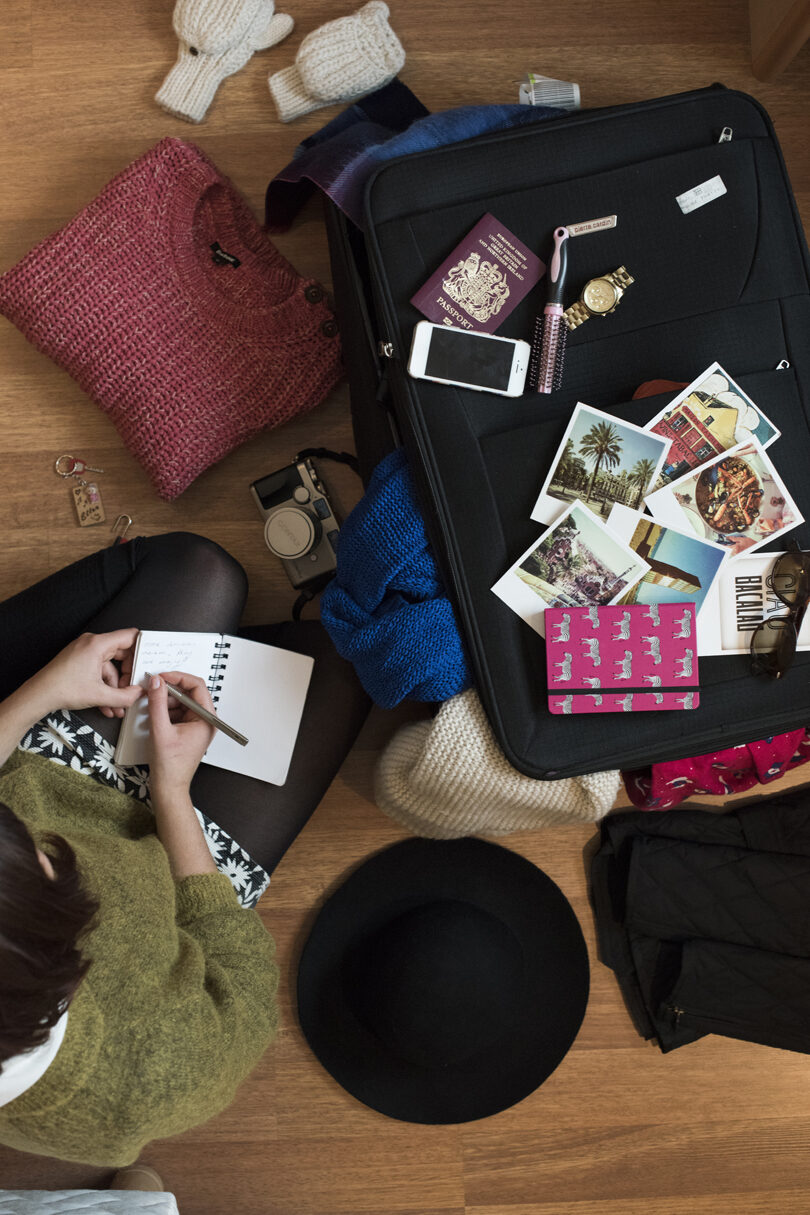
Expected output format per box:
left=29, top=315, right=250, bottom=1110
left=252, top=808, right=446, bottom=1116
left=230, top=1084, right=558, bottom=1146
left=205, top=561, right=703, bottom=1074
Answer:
left=666, top=1003, right=767, bottom=1030
left=665, top=1002, right=810, bottom=1054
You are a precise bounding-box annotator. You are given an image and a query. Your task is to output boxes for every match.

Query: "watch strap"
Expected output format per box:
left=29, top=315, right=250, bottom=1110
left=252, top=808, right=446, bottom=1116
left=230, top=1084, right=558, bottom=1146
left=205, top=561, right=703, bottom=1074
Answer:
left=563, top=299, right=592, bottom=330
left=609, top=265, right=634, bottom=290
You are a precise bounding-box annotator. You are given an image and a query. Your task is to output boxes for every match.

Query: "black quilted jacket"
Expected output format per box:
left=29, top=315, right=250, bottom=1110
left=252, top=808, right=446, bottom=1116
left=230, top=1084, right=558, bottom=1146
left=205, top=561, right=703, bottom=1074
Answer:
left=590, top=789, right=810, bottom=1053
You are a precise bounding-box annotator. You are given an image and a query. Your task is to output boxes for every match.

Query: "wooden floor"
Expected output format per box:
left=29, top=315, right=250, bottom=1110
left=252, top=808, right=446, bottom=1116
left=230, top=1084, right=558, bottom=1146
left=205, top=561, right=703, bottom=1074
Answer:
left=2, top=1, right=810, bottom=1212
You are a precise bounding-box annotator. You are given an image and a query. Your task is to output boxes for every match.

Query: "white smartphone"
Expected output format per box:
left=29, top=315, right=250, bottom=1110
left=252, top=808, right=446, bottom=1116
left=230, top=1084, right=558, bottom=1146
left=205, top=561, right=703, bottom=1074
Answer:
left=407, top=321, right=530, bottom=397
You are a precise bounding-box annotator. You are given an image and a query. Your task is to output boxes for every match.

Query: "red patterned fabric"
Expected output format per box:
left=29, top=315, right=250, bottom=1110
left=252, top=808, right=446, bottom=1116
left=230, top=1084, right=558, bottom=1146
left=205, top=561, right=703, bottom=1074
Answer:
left=0, top=138, right=343, bottom=500
left=623, top=730, right=810, bottom=808
left=625, top=378, right=810, bottom=808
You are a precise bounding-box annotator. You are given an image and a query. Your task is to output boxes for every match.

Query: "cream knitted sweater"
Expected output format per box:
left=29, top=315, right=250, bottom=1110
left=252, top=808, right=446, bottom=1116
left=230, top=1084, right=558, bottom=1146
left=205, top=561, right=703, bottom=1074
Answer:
left=375, top=688, right=621, bottom=838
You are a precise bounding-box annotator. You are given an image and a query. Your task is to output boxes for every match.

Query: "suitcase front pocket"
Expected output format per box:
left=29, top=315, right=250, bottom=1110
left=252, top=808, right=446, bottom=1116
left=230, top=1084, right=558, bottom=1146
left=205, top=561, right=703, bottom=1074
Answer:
left=517, top=137, right=763, bottom=339
left=391, top=137, right=765, bottom=349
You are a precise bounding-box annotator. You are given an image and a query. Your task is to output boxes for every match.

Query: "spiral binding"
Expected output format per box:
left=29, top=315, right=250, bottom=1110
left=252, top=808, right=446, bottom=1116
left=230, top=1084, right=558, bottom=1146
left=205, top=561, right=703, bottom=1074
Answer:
left=208, top=639, right=231, bottom=705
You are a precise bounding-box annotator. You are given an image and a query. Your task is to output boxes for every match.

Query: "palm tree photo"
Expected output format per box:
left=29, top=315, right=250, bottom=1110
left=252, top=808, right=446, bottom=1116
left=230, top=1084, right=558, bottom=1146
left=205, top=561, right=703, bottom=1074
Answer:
left=579, top=421, right=623, bottom=504
left=629, top=457, right=658, bottom=507
left=541, top=405, right=669, bottom=519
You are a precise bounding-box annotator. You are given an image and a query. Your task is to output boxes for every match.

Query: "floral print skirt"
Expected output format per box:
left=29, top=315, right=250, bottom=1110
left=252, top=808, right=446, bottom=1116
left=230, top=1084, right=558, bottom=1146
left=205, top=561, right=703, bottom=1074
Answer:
left=18, top=710, right=270, bottom=908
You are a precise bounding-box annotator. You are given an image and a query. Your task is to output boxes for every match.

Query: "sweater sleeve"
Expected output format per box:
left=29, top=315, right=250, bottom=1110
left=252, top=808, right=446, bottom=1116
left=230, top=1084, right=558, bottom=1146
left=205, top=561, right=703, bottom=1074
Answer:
left=121, top=871, right=281, bottom=1145
left=173, top=875, right=277, bottom=982
left=172, top=873, right=280, bottom=1052
left=175, top=871, right=253, bottom=922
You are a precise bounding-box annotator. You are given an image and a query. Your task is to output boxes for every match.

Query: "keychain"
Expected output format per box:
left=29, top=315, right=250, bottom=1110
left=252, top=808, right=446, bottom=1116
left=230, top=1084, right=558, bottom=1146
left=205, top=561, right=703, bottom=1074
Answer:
left=54, top=455, right=106, bottom=527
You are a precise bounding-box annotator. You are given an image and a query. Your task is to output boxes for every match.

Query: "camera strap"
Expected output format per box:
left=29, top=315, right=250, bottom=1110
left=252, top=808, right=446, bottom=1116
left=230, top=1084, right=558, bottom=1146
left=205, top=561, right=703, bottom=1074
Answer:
left=294, top=447, right=360, bottom=475
left=291, top=570, right=337, bottom=621
left=290, top=447, right=362, bottom=621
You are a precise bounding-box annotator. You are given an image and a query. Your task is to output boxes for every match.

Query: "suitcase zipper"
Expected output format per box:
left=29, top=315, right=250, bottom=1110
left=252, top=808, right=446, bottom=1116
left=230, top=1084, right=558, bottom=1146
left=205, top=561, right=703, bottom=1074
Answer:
left=717, top=126, right=733, bottom=142
left=377, top=340, right=395, bottom=358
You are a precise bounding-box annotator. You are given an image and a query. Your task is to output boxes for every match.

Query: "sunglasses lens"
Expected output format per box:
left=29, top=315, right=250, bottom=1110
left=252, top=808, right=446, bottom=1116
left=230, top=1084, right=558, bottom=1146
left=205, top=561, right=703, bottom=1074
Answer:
left=750, top=616, right=798, bottom=678
left=771, top=551, right=808, bottom=607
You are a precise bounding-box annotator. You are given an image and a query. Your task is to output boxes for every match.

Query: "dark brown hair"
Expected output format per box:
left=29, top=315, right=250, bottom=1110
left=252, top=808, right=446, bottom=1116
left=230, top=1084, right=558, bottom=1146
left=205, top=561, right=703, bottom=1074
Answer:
left=0, top=802, right=98, bottom=1069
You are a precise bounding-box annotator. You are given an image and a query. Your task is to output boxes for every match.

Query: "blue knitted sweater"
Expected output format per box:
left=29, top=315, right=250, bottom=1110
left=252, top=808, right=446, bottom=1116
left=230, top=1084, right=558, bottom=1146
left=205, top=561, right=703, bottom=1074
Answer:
left=320, top=449, right=472, bottom=708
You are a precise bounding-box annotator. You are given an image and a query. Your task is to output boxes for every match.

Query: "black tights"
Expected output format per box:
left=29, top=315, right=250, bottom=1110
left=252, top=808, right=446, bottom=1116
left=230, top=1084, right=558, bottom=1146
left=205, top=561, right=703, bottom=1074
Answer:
left=0, top=533, right=370, bottom=874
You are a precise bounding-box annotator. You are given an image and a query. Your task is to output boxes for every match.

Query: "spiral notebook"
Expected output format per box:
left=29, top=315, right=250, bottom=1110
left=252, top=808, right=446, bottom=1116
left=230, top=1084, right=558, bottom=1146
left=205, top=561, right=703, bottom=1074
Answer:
left=114, top=630, right=314, bottom=784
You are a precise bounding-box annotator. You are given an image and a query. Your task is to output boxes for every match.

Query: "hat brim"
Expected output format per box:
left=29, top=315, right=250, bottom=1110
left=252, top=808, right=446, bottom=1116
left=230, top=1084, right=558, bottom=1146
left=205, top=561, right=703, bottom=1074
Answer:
left=296, top=837, right=589, bottom=1123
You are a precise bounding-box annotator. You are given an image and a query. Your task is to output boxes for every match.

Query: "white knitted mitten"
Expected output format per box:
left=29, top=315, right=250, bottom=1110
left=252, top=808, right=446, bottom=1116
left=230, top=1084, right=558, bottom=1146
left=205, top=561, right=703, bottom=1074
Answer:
left=268, top=1, right=405, bottom=123
left=157, top=0, right=294, bottom=124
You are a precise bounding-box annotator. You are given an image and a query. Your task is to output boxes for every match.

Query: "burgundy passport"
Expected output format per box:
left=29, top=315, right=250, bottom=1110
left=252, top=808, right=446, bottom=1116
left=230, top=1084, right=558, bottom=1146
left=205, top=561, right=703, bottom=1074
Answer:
left=410, top=213, right=545, bottom=333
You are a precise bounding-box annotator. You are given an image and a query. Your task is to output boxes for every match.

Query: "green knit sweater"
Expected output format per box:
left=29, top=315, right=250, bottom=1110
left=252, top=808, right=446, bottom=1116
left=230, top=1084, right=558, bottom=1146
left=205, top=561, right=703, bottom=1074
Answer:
left=0, top=749, right=279, bottom=1167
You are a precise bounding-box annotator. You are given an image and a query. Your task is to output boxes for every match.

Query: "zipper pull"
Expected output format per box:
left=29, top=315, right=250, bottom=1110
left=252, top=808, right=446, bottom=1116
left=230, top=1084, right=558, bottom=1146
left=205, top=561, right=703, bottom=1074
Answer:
left=377, top=339, right=395, bottom=359
left=776, top=359, right=790, bottom=370
left=667, top=1004, right=684, bottom=1025
left=718, top=126, right=733, bottom=143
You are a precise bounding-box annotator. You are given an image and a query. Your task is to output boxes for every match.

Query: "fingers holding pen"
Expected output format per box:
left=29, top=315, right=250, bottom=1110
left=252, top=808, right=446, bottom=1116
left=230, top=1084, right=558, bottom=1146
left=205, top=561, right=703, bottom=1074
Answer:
left=151, top=671, right=215, bottom=717
left=148, top=671, right=248, bottom=752
left=146, top=672, right=215, bottom=786
left=146, top=673, right=176, bottom=743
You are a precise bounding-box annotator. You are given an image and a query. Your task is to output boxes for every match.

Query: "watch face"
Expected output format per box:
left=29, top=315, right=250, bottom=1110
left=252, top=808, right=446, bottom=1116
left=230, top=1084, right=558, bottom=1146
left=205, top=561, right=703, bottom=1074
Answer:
left=582, top=277, right=618, bottom=314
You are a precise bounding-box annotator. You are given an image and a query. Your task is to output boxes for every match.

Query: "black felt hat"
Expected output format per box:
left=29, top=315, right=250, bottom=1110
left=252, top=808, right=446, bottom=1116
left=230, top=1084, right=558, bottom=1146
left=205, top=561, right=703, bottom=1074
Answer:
left=296, top=837, right=589, bottom=1123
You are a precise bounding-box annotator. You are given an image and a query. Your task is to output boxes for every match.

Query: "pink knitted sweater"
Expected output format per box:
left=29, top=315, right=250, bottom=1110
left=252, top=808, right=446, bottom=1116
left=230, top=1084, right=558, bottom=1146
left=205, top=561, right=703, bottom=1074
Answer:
left=0, top=138, right=343, bottom=499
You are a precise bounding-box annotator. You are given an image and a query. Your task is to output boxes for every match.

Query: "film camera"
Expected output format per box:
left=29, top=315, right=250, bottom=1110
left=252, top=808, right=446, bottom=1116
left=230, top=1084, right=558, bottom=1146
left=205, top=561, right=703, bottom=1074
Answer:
left=250, top=457, right=340, bottom=590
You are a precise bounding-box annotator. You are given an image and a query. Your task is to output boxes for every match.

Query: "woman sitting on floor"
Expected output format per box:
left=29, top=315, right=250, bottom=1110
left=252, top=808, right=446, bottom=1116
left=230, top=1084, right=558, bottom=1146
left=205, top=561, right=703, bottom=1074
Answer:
left=0, top=531, right=368, bottom=1166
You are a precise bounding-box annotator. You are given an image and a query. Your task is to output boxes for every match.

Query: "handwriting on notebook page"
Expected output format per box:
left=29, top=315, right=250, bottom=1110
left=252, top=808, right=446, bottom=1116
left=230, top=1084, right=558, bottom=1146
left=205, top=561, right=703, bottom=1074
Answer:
left=135, top=638, right=208, bottom=679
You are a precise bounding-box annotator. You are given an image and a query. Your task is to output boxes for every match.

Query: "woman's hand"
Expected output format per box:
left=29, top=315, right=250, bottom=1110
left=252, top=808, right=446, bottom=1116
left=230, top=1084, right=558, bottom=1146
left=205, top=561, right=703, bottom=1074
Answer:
left=146, top=672, right=215, bottom=797
left=147, top=673, right=218, bottom=880
left=25, top=629, right=143, bottom=720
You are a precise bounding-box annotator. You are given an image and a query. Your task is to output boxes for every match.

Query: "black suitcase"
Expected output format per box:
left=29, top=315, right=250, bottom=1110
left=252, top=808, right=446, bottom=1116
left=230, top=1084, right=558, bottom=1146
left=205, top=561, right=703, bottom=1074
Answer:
left=325, top=85, right=810, bottom=779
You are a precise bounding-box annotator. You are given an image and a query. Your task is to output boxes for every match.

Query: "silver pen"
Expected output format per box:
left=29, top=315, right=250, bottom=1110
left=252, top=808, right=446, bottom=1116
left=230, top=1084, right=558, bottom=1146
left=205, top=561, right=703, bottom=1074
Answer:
left=146, top=673, right=249, bottom=747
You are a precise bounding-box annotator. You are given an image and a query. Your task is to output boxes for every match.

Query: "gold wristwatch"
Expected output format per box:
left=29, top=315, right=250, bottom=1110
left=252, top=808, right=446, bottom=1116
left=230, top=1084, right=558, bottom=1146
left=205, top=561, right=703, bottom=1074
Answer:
left=563, top=266, right=634, bottom=330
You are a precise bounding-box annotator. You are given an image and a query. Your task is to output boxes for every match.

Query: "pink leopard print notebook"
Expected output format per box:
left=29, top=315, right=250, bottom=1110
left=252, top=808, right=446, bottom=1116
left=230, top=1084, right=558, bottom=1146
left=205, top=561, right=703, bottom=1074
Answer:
left=545, top=603, right=699, bottom=714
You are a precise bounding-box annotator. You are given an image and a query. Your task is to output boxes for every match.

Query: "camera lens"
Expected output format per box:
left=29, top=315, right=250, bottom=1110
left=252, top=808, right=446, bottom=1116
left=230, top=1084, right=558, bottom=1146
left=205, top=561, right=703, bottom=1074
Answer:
left=264, top=507, right=322, bottom=560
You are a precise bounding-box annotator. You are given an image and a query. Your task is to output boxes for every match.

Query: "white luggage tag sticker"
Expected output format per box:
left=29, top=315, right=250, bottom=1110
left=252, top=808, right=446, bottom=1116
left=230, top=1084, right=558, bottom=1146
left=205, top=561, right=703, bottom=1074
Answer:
left=676, top=175, right=727, bottom=214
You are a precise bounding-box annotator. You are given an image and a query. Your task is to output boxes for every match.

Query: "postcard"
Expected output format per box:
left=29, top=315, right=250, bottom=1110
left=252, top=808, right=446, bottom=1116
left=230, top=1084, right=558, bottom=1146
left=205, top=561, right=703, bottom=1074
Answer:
left=645, top=362, right=780, bottom=487
left=491, top=500, right=650, bottom=639
left=410, top=213, right=545, bottom=333
left=699, top=551, right=810, bottom=656
left=644, top=439, right=803, bottom=558
left=531, top=402, right=670, bottom=526
left=607, top=503, right=727, bottom=617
